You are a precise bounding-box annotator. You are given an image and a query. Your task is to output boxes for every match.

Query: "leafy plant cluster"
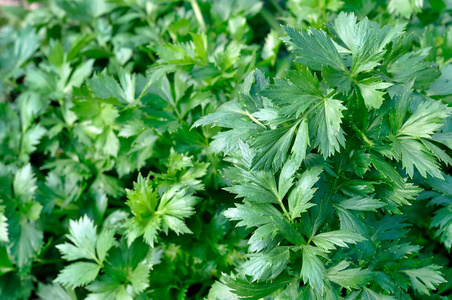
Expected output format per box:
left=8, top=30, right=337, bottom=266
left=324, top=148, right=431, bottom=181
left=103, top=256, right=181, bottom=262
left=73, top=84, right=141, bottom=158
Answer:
left=0, top=0, right=451, bottom=299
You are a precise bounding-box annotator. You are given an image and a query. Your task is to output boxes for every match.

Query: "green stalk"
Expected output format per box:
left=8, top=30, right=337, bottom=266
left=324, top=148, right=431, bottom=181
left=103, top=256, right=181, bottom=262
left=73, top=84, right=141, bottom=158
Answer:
left=269, top=0, right=285, bottom=15
left=352, top=124, right=374, bottom=147
left=261, top=7, right=284, bottom=35
left=189, top=0, right=206, bottom=32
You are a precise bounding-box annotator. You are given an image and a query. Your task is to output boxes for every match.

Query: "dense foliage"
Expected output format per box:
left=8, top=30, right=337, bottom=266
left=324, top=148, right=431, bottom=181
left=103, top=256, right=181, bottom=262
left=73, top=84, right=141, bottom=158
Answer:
left=0, top=0, right=451, bottom=299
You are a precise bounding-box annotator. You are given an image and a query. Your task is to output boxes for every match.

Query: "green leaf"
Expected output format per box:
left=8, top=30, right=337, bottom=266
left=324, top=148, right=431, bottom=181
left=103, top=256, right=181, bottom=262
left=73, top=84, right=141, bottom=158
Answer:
left=392, top=138, right=443, bottom=178
left=427, top=64, right=452, bottom=96
left=336, top=206, right=367, bottom=235
left=86, top=280, right=131, bottom=300
left=252, top=124, right=298, bottom=171
left=261, top=29, right=282, bottom=65
left=278, top=159, right=299, bottom=200
left=288, top=167, right=322, bottom=219
left=370, top=153, right=405, bottom=188
left=332, top=12, right=404, bottom=75
left=240, top=247, right=291, bottom=282
left=327, top=261, right=373, bottom=289
left=126, top=174, right=159, bottom=218
left=65, top=59, right=94, bottom=92
left=398, top=99, right=452, bottom=139
left=86, top=239, right=154, bottom=299
left=356, top=78, right=392, bottom=109
left=207, top=281, right=239, bottom=300
left=9, top=26, right=40, bottom=69
left=388, top=48, right=440, bottom=89
left=57, top=216, right=98, bottom=262
left=8, top=213, right=43, bottom=268
left=361, top=288, right=396, bottom=300
left=85, top=71, right=136, bottom=105
left=37, top=283, right=77, bottom=300
left=312, top=97, right=346, bottom=158
left=291, top=119, right=310, bottom=166
left=21, top=124, right=46, bottom=155
left=158, top=186, right=199, bottom=220
left=17, top=92, right=47, bottom=132
left=388, top=0, right=423, bottom=18
left=338, top=196, right=386, bottom=211
left=13, top=164, right=37, bottom=202
left=55, top=262, right=101, bottom=289
left=225, top=183, right=279, bottom=204
left=96, top=229, right=116, bottom=263
left=260, top=69, right=322, bottom=118
left=403, top=265, right=446, bottom=295
left=431, top=206, right=452, bottom=250
left=426, top=173, right=452, bottom=196
left=224, top=203, right=282, bottom=228
left=222, top=274, right=295, bottom=300
left=193, top=100, right=257, bottom=130
left=0, top=211, right=8, bottom=243
left=301, top=245, right=326, bottom=292
left=422, top=139, right=452, bottom=166
left=129, top=263, right=151, bottom=293
left=125, top=175, right=198, bottom=246
left=282, top=26, right=346, bottom=72
left=272, top=216, right=306, bottom=245
left=311, top=230, right=365, bottom=251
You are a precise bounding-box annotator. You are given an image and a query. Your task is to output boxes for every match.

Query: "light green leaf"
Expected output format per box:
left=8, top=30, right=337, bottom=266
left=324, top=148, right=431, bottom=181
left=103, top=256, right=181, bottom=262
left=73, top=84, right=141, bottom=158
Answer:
left=282, top=26, right=345, bottom=72
left=224, top=203, right=282, bottom=228
left=126, top=174, right=159, bottom=217
left=398, top=99, right=452, bottom=139
left=260, top=68, right=322, bottom=118
left=431, top=206, right=452, bottom=250
left=388, top=0, right=423, bottom=18
left=55, top=262, right=101, bottom=289
left=241, top=247, right=290, bottom=282
left=13, top=164, right=37, bottom=202
left=392, top=138, right=442, bottom=178
left=65, top=59, right=94, bottom=92
left=427, top=64, right=452, bottom=96
left=207, top=281, right=239, bottom=300
left=311, top=230, right=365, bottom=251
left=403, top=265, right=446, bottom=295
left=158, top=186, right=199, bottom=220
left=0, top=211, right=8, bottom=243
left=252, top=124, right=298, bottom=171
left=57, top=216, right=98, bottom=261
left=301, top=245, right=326, bottom=292
left=312, top=97, right=346, bottom=158
left=370, top=154, right=405, bottom=188
left=162, top=215, right=192, bottom=235
left=129, top=263, right=151, bottom=293
left=222, top=274, right=295, bottom=300
left=37, top=283, right=77, bottom=300
left=361, top=288, right=396, bottom=300
left=332, top=12, right=404, bottom=75
left=291, top=119, right=310, bottom=166
left=357, top=78, right=392, bottom=109
left=288, top=167, right=322, bottom=219
left=96, top=229, right=116, bottom=263
left=327, top=261, right=373, bottom=289
left=9, top=213, right=43, bottom=268
left=338, top=196, right=386, bottom=211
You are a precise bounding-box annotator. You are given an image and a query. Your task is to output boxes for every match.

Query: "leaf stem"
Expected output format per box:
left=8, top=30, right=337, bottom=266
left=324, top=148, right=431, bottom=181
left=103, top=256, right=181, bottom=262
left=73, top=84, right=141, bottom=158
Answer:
left=246, top=110, right=267, bottom=129
left=260, top=8, right=284, bottom=35
left=189, top=0, right=206, bottom=32
left=278, top=197, right=292, bottom=222
left=351, top=124, right=374, bottom=147
left=268, top=184, right=292, bottom=222
left=269, top=0, right=285, bottom=15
